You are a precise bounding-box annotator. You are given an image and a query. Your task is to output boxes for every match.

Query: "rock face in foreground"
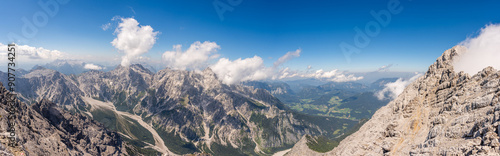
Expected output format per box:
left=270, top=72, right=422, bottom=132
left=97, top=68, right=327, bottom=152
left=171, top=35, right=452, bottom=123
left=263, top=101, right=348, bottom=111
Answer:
left=0, top=82, right=126, bottom=155
left=288, top=46, right=500, bottom=155
left=285, top=135, right=320, bottom=156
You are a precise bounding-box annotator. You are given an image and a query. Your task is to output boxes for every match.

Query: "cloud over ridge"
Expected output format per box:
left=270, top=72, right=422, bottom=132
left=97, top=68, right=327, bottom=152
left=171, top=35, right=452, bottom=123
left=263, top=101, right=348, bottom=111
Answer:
left=111, top=17, right=159, bottom=67
left=211, top=56, right=271, bottom=85
left=210, top=48, right=363, bottom=85
left=453, top=24, right=500, bottom=75
left=156, top=41, right=363, bottom=85
left=162, top=41, right=220, bottom=70
left=376, top=73, right=422, bottom=100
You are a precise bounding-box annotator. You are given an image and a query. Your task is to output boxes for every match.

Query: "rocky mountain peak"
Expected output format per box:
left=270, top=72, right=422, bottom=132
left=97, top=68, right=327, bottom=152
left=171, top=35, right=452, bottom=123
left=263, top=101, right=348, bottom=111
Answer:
left=30, top=65, right=46, bottom=71
left=114, top=64, right=153, bottom=75
left=23, top=67, right=60, bottom=78
left=286, top=46, right=500, bottom=156
left=202, top=67, right=217, bottom=79
left=427, top=45, right=466, bottom=74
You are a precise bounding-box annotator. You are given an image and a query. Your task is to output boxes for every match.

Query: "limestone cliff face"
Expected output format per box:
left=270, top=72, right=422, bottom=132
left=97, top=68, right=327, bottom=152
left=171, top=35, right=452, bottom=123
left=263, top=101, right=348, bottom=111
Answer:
left=0, top=82, right=126, bottom=156
left=288, top=46, right=500, bottom=155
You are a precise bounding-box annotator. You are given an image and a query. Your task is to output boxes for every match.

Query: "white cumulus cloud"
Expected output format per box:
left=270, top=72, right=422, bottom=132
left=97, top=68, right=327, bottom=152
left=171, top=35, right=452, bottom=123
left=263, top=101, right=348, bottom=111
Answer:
left=209, top=48, right=362, bottom=85
left=162, top=41, right=220, bottom=70
left=375, top=73, right=422, bottom=100
left=84, top=63, right=103, bottom=70
left=453, top=24, right=500, bottom=75
left=0, top=43, right=67, bottom=63
left=210, top=48, right=305, bottom=85
left=211, top=56, right=272, bottom=85
left=111, top=17, right=159, bottom=67
left=157, top=43, right=361, bottom=85
left=275, top=67, right=300, bottom=80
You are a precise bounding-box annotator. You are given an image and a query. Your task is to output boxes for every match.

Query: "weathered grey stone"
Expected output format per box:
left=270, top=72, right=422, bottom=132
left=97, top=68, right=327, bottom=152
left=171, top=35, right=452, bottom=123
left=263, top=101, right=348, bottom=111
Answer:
left=0, top=82, right=127, bottom=155
left=287, top=46, right=500, bottom=155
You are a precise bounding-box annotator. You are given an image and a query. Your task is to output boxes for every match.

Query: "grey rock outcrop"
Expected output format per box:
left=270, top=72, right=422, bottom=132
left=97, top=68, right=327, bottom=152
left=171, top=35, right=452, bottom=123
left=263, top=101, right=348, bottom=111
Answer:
left=0, top=82, right=126, bottom=155
left=288, top=46, right=500, bottom=155
left=285, top=135, right=321, bottom=156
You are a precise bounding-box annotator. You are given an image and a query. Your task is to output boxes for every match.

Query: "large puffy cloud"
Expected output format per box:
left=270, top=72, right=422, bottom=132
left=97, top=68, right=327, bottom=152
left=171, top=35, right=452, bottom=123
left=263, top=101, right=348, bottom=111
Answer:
left=211, top=59, right=363, bottom=85
left=375, top=73, right=422, bottom=100
left=453, top=24, right=500, bottom=75
left=0, top=43, right=66, bottom=62
left=210, top=49, right=302, bottom=85
left=162, top=41, right=220, bottom=70
left=111, top=17, right=159, bottom=67
left=160, top=44, right=361, bottom=85
left=211, top=56, right=271, bottom=85
left=159, top=43, right=303, bottom=84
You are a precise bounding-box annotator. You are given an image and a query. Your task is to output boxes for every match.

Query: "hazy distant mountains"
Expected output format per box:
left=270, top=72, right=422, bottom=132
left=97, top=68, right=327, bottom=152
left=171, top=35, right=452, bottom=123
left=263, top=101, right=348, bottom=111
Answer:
left=41, top=59, right=88, bottom=75
left=33, top=59, right=159, bottom=75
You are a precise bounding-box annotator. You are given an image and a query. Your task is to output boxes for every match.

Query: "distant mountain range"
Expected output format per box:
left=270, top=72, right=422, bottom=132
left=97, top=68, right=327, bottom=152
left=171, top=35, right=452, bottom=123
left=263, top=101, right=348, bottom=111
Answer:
left=30, top=59, right=159, bottom=75
left=0, top=64, right=366, bottom=155
left=41, top=59, right=88, bottom=75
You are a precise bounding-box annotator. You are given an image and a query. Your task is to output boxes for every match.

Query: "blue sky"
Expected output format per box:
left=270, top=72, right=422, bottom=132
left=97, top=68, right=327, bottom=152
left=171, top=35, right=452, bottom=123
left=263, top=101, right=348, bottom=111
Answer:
left=1, top=0, right=499, bottom=73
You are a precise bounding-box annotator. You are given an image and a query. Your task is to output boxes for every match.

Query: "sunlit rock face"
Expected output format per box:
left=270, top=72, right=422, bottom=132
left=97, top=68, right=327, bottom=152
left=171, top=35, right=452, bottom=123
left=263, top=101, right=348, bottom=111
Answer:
left=288, top=46, right=500, bottom=155
left=0, top=82, right=126, bottom=156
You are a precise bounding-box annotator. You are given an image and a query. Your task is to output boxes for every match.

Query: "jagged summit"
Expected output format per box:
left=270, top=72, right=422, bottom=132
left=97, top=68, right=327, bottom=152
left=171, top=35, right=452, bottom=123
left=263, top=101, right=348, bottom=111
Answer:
left=425, top=45, right=466, bottom=75
left=30, top=65, right=46, bottom=71
left=48, top=59, right=85, bottom=66
left=202, top=67, right=218, bottom=79
left=202, top=67, right=214, bottom=74
left=286, top=45, right=500, bottom=155
left=23, top=67, right=60, bottom=78
left=115, top=63, right=143, bottom=69
left=113, top=64, right=153, bottom=74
